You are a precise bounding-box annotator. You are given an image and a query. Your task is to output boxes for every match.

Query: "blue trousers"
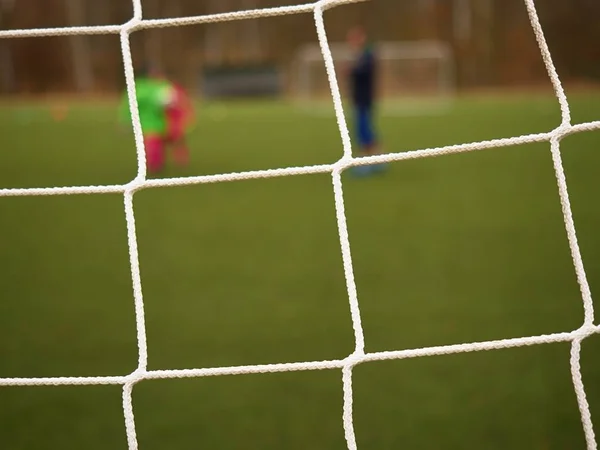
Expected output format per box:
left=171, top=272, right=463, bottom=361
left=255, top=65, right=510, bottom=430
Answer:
left=355, top=105, right=376, bottom=148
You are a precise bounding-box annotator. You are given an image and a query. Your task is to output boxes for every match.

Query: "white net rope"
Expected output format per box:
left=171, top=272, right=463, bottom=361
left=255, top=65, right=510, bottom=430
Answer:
left=0, top=0, right=599, bottom=448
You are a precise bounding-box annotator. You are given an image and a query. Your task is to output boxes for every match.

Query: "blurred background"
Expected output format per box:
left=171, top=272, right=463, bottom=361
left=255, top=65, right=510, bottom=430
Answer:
left=1, top=0, right=599, bottom=97
left=1, top=1, right=600, bottom=450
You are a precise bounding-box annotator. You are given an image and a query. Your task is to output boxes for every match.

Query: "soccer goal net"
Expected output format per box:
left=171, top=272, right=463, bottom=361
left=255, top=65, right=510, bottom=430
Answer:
left=0, top=1, right=599, bottom=450
left=291, top=40, right=455, bottom=116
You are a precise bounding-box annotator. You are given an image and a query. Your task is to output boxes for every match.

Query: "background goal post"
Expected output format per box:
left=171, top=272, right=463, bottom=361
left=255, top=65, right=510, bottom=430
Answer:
left=290, top=40, right=456, bottom=116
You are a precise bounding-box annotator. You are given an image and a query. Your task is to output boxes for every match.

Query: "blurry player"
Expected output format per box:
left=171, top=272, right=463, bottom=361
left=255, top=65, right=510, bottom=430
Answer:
left=165, top=79, right=194, bottom=167
left=346, top=26, right=386, bottom=176
left=119, top=64, right=175, bottom=174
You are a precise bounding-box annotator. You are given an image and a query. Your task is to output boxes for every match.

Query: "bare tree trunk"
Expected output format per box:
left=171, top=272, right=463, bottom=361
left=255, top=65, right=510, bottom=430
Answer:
left=454, top=0, right=472, bottom=41
left=0, top=42, right=15, bottom=93
left=205, top=0, right=226, bottom=65
left=478, top=0, right=494, bottom=85
left=143, top=0, right=162, bottom=69
left=242, top=0, right=261, bottom=62
left=451, top=0, right=472, bottom=88
left=0, top=0, right=16, bottom=93
left=166, top=0, right=183, bottom=78
left=65, top=0, right=93, bottom=91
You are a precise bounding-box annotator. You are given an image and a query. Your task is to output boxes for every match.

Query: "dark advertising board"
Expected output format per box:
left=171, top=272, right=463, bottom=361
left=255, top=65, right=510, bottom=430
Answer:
left=201, top=64, right=283, bottom=99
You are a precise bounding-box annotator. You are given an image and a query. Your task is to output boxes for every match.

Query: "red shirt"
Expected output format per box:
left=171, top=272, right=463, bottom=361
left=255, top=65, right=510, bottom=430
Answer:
left=166, top=83, right=189, bottom=122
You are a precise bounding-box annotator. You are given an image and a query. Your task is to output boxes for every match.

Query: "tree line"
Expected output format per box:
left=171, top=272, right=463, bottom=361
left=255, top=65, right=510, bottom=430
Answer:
left=0, top=0, right=598, bottom=95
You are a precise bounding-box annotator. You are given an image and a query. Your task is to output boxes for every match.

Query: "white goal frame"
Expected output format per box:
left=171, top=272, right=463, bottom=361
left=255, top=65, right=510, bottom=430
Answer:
left=0, top=1, right=599, bottom=450
left=291, top=40, right=456, bottom=116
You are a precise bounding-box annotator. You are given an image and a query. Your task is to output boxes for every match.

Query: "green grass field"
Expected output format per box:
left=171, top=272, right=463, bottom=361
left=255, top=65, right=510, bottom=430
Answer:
left=0, top=92, right=599, bottom=450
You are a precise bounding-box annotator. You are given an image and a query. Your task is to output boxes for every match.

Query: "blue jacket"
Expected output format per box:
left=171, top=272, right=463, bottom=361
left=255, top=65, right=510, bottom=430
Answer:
left=350, top=44, right=376, bottom=109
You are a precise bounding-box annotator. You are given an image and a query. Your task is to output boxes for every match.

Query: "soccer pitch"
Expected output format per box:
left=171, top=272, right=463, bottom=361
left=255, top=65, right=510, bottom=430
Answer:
left=0, top=92, right=599, bottom=450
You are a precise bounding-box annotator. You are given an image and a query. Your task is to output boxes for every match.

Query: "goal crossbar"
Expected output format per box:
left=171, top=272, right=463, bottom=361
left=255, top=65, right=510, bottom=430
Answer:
left=291, top=40, right=455, bottom=116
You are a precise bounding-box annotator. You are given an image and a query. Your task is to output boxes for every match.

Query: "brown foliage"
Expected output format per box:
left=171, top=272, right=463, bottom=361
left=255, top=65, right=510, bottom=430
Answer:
left=0, top=0, right=598, bottom=94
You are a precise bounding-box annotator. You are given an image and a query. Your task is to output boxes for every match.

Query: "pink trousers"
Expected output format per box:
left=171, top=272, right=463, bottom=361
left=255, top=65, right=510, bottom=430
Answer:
left=145, top=135, right=165, bottom=173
